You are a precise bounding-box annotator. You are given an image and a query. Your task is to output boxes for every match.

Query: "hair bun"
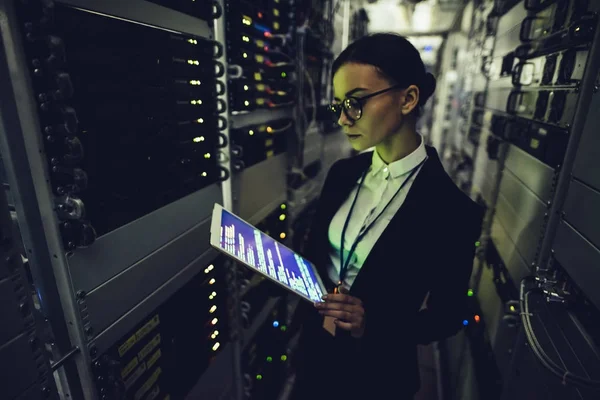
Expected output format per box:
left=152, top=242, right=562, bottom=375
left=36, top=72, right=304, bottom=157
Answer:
left=422, top=72, right=437, bottom=100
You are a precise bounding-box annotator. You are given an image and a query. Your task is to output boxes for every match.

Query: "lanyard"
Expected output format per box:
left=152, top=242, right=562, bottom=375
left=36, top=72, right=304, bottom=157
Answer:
left=337, top=157, right=427, bottom=289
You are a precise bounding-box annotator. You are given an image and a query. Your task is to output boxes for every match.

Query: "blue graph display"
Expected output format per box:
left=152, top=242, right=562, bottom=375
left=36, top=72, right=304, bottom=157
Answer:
left=219, top=209, right=324, bottom=302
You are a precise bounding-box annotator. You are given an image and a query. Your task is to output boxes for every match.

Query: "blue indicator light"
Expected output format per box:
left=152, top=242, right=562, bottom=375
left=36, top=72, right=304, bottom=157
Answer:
left=254, top=22, right=270, bottom=33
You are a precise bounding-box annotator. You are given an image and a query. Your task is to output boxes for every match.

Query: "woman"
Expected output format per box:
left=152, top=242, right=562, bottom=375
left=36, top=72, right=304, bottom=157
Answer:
left=290, top=33, right=483, bottom=399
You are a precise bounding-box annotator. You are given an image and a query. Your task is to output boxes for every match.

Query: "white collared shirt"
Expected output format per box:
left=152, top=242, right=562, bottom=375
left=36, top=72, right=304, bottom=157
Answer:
left=326, top=136, right=428, bottom=289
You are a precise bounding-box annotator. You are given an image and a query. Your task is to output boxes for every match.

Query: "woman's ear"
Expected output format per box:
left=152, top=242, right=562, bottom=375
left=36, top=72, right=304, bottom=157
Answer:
left=400, top=85, right=420, bottom=115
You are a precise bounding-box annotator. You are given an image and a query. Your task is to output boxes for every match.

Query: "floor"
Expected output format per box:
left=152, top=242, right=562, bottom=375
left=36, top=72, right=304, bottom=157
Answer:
left=278, top=342, right=440, bottom=400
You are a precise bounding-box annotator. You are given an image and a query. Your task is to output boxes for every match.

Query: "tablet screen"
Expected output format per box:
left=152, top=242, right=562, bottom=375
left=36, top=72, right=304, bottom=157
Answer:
left=218, top=208, right=325, bottom=303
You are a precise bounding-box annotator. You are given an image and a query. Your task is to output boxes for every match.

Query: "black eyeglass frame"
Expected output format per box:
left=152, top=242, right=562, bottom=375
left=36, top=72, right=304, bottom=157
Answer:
left=329, top=83, right=405, bottom=122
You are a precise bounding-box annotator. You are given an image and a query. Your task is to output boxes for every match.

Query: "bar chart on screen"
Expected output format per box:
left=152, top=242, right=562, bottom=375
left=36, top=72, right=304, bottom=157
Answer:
left=219, top=210, right=324, bottom=302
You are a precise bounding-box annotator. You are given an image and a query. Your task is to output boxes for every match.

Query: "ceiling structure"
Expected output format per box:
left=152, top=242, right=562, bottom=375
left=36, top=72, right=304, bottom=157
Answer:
left=360, top=0, right=465, bottom=66
left=363, top=0, right=462, bottom=35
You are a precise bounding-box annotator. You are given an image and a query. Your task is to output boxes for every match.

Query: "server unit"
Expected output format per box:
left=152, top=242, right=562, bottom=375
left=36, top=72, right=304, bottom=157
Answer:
left=92, top=256, right=230, bottom=400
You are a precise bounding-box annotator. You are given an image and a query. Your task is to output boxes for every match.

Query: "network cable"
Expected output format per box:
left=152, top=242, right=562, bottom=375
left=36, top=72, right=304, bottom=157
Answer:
left=520, top=277, right=600, bottom=390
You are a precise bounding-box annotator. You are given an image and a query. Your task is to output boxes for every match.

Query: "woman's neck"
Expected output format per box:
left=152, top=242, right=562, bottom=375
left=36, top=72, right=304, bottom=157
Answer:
left=375, top=130, right=420, bottom=165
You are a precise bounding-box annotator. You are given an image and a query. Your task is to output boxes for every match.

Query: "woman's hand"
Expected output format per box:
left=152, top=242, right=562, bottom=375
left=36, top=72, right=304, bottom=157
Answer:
left=315, top=293, right=366, bottom=338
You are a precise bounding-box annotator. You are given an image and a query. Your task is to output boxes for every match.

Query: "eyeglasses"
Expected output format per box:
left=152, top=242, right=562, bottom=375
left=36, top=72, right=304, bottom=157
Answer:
left=328, top=84, right=403, bottom=122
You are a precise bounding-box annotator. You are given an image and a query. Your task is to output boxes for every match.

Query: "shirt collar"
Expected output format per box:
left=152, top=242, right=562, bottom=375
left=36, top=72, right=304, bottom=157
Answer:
left=370, top=134, right=427, bottom=179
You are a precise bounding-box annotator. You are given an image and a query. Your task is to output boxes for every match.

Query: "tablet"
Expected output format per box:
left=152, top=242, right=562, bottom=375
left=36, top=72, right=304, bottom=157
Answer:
left=210, top=203, right=327, bottom=303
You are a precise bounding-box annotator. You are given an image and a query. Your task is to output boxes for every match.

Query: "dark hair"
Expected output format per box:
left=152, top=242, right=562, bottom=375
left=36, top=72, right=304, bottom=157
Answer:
left=332, top=33, right=436, bottom=117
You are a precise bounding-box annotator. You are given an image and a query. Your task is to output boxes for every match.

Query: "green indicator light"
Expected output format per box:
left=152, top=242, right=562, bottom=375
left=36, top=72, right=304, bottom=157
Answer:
left=475, top=241, right=481, bottom=247
left=281, top=72, right=287, bottom=78
left=280, top=325, right=287, bottom=331
left=467, top=289, right=474, bottom=297
left=281, top=355, right=287, bottom=361
left=280, top=204, right=286, bottom=210
left=256, top=374, right=263, bottom=380
left=266, top=356, right=272, bottom=362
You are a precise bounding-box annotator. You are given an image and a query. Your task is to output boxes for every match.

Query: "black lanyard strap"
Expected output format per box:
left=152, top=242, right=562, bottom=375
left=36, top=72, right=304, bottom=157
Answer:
left=338, top=157, right=427, bottom=286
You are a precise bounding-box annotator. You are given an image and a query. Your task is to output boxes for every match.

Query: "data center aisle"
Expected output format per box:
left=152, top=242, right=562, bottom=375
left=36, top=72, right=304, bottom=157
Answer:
left=276, top=342, right=440, bottom=400
left=277, top=350, right=440, bottom=400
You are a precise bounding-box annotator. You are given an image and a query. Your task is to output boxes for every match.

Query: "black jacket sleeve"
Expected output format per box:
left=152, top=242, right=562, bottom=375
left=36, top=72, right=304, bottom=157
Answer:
left=413, top=203, right=483, bottom=345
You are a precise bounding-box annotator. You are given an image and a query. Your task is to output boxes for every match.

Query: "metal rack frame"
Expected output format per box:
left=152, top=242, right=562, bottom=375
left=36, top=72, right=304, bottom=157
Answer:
left=535, top=14, right=600, bottom=272
left=0, top=1, right=95, bottom=397
left=0, top=135, right=59, bottom=400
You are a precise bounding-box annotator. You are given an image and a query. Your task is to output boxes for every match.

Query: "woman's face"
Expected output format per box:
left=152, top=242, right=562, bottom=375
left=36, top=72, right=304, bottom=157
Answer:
left=332, top=63, right=416, bottom=152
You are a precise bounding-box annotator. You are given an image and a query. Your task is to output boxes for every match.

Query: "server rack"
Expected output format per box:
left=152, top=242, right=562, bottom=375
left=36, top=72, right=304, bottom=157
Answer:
left=0, top=0, right=352, bottom=398
left=455, top=3, right=556, bottom=394
left=446, top=0, right=600, bottom=398
left=507, top=0, right=600, bottom=397
left=225, top=0, right=297, bottom=227
left=432, top=3, right=511, bottom=399
left=469, top=7, right=534, bottom=396
left=0, top=0, right=235, bottom=399
left=287, top=0, right=352, bottom=231
left=223, top=2, right=299, bottom=392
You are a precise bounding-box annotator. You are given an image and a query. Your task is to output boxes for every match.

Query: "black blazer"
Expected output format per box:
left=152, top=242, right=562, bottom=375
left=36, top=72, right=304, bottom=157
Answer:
left=291, top=146, right=484, bottom=400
